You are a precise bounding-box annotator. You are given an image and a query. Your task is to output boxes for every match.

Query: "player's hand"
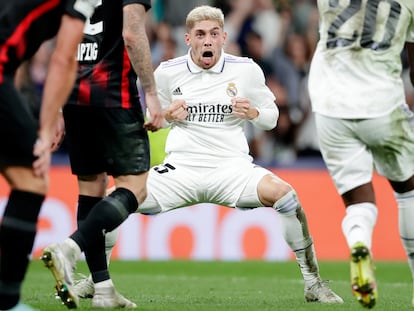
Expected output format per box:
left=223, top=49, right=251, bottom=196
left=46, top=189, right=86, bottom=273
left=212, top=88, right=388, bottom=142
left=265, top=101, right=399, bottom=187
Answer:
left=164, top=100, right=188, bottom=122
left=50, top=111, right=65, bottom=152
left=32, top=136, right=52, bottom=178
left=231, top=97, right=258, bottom=120
left=144, top=92, right=163, bottom=132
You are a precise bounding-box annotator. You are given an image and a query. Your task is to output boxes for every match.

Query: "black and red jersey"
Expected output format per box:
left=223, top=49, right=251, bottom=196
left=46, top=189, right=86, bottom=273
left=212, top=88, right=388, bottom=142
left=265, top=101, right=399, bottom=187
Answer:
left=68, top=0, right=151, bottom=109
left=0, top=0, right=91, bottom=83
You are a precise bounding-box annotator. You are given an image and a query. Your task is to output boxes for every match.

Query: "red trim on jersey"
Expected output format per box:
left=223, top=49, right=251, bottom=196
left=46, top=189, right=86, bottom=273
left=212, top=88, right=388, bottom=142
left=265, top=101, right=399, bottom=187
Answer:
left=78, top=76, right=91, bottom=105
left=0, top=0, right=60, bottom=83
left=92, top=62, right=109, bottom=105
left=121, top=48, right=132, bottom=108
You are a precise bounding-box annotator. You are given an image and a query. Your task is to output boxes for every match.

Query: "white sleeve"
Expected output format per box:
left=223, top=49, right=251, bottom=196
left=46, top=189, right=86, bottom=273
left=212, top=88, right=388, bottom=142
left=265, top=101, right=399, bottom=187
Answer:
left=154, top=65, right=171, bottom=110
left=247, top=62, right=279, bottom=130
left=249, top=106, right=279, bottom=130
left=154, top=65, right=173, bottom=128
left=73, top=0, right=99, bottom=19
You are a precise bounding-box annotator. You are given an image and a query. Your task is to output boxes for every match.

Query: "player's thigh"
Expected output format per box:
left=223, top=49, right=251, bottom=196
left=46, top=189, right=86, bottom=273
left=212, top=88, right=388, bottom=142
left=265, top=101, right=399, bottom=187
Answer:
left=102, top=107, right=150, bottom=176
left=138, top=162, right=200, bottom=214
left=0, top=78, right=38, bottom=167
left=235, top=165, right=274, bottom=208
left=64, top=106, right=149, bottom=176
left=63, top=105, right=106, bottom=175
left=315, top=113, right=373, bottom=195
left=367, top=104, right=414, bottom=182
left=205, top=158, right=270, bottom=208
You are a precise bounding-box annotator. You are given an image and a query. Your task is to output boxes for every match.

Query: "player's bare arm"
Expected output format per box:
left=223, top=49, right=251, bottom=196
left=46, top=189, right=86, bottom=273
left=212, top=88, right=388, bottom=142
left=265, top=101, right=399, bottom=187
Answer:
left=33, top=15, right=85, bottom=177
left=123, top=3, right=163, bottom=131
left=50, top=111, right=65, bottom=152
left=231, top=97, right=258, bottom=120
left=144, top=92, right=164, bottom=132
left=164, top=99, right=188, bottom=122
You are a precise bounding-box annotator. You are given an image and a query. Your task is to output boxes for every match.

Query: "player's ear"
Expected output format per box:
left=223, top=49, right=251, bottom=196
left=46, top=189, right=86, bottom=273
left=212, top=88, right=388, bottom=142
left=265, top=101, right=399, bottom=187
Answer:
left=222, top=31, right=227, bottom=45
left=185, top=33, right=191, bottom=46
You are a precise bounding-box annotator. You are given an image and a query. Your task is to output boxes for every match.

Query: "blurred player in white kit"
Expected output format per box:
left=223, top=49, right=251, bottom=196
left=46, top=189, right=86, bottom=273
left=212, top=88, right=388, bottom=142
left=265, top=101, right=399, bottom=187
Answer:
left=309, top=0, right=414, bottom=308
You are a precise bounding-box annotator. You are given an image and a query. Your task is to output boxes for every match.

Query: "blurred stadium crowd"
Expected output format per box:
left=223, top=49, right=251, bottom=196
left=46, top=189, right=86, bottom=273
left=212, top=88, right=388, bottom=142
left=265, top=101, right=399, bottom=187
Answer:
left=15, top=0, right=414, bottom=167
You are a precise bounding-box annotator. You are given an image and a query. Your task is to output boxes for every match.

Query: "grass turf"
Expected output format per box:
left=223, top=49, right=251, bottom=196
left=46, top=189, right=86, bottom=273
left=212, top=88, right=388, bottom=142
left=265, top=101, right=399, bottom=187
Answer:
left=22, top=260, right=412, bottom=310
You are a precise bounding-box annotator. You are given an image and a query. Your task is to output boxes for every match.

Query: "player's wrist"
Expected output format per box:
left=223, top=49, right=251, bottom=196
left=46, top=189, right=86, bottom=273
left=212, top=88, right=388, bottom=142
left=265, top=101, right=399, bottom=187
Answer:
left=247, top=107, right=259, bottom=120
left=163, top=111, right=173, bottom=123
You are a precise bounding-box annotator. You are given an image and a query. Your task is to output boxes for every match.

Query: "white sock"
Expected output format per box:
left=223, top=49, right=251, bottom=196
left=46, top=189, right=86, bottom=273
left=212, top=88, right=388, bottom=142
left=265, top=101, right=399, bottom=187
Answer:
left=294, top=243, right=320, bottom=285
left=274, top=191, right=318, bottom=284
left=274, top=191, right=313, bottom=250
left=341, top=203, right=377, bottom=249
left=395, top=189, right=414, bottom=281
left=95, top=278, right=114, bottom=289
left=64, top=237, right=82, bottom=259
left=105, top=227, right=119, bottom=266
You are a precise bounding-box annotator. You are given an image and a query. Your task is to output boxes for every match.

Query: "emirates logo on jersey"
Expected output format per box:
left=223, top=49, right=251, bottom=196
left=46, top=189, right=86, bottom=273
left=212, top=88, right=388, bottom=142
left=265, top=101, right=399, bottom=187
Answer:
left=226, top=83, right=237, bottom=97
left=186, top=102, right=233, bottom=123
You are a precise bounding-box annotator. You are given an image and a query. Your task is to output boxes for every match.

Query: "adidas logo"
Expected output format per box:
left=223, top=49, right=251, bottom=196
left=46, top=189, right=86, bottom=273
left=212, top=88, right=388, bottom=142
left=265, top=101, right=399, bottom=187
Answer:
left=173, top=87, right=182, bottom=95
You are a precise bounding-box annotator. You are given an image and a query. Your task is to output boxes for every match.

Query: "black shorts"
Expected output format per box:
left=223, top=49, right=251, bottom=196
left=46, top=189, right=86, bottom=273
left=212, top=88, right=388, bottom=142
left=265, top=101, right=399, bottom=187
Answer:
left=63, top=105, right=150, bottom=176
left=0, top=76, right=38, bottom=167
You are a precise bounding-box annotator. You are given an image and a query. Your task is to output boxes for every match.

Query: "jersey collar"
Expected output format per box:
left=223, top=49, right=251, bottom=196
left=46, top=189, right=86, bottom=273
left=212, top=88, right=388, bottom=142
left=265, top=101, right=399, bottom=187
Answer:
left=187, top=48, right=225, bottom=74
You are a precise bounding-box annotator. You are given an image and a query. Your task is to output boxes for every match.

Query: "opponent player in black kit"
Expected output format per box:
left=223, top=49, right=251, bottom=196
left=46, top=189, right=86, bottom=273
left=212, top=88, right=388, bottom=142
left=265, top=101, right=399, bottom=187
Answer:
left=0, top=0, right=98, bottom=310
left=41, top=0, right=163, bottom=309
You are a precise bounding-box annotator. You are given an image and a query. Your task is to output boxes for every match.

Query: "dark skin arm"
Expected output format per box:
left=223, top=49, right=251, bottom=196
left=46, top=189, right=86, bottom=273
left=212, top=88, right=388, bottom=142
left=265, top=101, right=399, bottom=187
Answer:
left=406, top=42, right=414, bottom=87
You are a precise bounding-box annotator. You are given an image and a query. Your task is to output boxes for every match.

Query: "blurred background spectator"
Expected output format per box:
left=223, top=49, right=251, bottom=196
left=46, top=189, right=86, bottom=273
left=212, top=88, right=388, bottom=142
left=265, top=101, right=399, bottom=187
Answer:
left=16, top=0, right=414, bottom=168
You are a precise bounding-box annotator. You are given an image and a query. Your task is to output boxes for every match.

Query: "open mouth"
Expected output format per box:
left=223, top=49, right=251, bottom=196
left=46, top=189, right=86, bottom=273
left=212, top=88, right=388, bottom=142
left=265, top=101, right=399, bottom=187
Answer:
left=200, top=51, right=214, bottom=68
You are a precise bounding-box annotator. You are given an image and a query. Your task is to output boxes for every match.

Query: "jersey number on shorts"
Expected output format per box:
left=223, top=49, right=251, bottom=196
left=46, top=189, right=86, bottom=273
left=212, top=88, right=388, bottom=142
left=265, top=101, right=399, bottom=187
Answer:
left=327, top=0, right=400, bottom=50
left=154, top=163, right=176, bottom=174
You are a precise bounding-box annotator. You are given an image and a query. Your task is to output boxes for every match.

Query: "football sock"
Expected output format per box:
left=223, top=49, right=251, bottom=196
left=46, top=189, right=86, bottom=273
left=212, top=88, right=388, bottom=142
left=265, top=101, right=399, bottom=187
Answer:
left=77, top=195, right=119, bottom=268
left=341, top=203, right=377, bottom=249
left=76, top=195, right=108, bottom=283
left=0, top=190, right=44, bottom=310
left=273, top=191, right=317, bottom=283
left=273, top=191, right=313, bottom=250
left=395, top=189, right=414, bottom=281
left=77, top=195, right=102, bottom=223
left=295, top=243, right=320, bottom=285
left=71, top=188, right=137, bottom=281
left=105, top=227, right=119, bottom=266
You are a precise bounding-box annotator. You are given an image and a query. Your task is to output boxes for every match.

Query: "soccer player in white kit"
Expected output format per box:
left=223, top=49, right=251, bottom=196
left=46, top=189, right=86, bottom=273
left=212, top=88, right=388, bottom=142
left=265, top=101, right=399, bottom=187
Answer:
left=71, top=5, right=343, bottom=305
left=308, top=0, right=414, bottom=308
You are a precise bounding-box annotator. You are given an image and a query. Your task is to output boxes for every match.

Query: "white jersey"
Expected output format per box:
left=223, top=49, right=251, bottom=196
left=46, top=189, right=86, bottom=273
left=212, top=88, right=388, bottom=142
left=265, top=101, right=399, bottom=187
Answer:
left=154, top=50, right=278, bottom=166
left=309, top=0, right=414, bottom=118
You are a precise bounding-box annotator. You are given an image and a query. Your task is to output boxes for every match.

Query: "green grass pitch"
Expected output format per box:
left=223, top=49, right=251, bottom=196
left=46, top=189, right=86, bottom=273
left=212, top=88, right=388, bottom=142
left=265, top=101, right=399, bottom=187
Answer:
left=22, top=260, right=412, bottom=310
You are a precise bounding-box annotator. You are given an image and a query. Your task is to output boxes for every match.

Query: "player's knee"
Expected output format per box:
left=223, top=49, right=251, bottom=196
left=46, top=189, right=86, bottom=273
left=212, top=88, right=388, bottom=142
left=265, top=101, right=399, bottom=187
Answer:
left=109, top=187, right=139, bottom=214
left=258, top=175, right=293, bottom=206
left=124, top=185, right=147, bottom=205
left=25, top=178, right=48, bottom=194
left=136, top=186, right=148, bottom=204
left=115, top=174, right=148, bottom=204
left=272, top=190, right=300, bottom=214
left=7, top=171, right=48, bottom=195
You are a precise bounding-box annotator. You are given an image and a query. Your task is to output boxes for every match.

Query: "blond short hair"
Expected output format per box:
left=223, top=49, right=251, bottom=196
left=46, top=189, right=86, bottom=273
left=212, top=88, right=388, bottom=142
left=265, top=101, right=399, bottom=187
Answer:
left=185, top=5, right=224, bottom=32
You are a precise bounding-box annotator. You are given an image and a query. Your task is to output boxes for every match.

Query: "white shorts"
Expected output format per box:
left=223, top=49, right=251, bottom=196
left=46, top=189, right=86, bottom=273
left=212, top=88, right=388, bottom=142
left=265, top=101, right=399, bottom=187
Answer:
left=315, top=104, right=414, bottom=195
left=138, top=157, right=273, bottom=214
